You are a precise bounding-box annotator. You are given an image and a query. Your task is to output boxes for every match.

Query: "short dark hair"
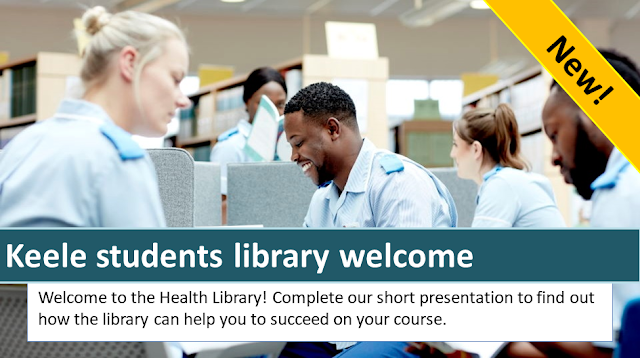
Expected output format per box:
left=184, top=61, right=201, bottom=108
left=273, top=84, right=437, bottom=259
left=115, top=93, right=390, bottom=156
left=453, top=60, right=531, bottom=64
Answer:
left=243, top=67, right=287, bottom=104
left=551, top=49, right=640, bottom=96
left=284, top=82, right=358, bottom=129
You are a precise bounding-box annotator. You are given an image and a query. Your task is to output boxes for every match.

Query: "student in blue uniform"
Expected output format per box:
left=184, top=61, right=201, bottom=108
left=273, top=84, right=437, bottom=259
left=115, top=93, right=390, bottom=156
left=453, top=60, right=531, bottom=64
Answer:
left=209, top=67, right=287, bottom=224
left=0, top=6, right=190, bottom=227
left=496, top=49, right=640, bottom=358
left=284, top=81, right=457, bottom=228
left=281, top=81, right=456, bottom=358
left=450, top=103, right=565, bottom=227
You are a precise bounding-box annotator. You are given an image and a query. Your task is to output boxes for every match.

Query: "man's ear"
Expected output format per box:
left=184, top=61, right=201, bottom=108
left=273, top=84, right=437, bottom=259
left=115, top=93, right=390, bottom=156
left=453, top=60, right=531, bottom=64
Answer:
left=326, top=117, right=341, bottom=140
left=119, top=45, right=138, bottom=83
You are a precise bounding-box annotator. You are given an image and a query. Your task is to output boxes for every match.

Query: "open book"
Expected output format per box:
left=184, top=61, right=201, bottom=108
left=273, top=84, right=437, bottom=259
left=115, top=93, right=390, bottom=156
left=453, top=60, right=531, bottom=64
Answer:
left=244, top=95, right=290, bottom=162
left=416, top=342, right=507, bottom=358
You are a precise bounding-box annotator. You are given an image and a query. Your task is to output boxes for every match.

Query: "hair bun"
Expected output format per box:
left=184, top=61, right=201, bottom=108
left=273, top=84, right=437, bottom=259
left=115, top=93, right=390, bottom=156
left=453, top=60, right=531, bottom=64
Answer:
left=82, top=6, right=111, bottom=36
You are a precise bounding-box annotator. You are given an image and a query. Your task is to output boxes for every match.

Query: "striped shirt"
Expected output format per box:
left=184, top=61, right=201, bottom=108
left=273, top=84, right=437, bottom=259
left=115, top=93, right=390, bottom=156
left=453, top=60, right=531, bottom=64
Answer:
left=303, top=138, right=457, bottom=228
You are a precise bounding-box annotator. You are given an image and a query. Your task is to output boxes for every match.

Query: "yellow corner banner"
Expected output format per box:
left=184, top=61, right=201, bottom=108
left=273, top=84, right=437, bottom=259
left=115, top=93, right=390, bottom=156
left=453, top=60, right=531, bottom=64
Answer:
left=485, top=0, right=640, bottom=170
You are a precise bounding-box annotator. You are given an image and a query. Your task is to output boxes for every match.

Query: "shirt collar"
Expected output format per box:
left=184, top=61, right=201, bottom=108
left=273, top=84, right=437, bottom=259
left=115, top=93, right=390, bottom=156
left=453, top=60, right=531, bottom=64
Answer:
left=323, top=138, right=376, bottom=201
left=477, top=165, right=503, bottom=205
left=237, top=119, right=252, bottom=137
left=343, top=138, right=376, bottom=194
left=54, top=99, right=114, bottom=125
left=590, top=147, right=631, bottom=190
left=482, top=164, right=503, bottom=182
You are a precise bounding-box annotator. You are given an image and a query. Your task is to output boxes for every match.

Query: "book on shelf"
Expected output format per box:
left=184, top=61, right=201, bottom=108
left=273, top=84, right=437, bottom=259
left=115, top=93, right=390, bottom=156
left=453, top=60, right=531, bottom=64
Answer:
left=10, top=66, right=20, bottom=118
left=0, top=69, right=12, bottom=121
left=214, top=86, right=244, bottom=134
left=197, top=93, right=215, bottom=138
left=8, top=63, right=36, bottom=118
left=178, top=104, right=195, bottom=141
left=24, top=64, right=36, bottom=117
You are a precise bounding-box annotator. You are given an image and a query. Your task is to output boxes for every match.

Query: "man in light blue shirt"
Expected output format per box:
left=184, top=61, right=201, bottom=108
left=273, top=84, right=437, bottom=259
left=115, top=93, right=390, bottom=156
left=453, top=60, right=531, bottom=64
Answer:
left=283, top=82, right=457, bottom=228
left=503, top=49, right=640, bottom=358
left=336, top=50, right=640, bottom=358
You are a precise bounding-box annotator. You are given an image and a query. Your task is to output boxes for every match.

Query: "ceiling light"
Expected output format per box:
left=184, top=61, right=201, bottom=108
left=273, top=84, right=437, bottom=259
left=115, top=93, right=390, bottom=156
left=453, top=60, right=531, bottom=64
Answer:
left=400, top=0, right=470, bottom=27
left=221, top=0, right=246, bottom=3
left=470, top=0, right=490, bottom=10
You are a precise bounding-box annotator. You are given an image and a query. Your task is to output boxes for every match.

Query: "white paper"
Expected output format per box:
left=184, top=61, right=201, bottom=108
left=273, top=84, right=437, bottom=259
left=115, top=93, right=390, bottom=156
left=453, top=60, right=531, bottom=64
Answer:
left=276, top=123, right=292, bottom=162
left=244, top=95, right=279, bottom=162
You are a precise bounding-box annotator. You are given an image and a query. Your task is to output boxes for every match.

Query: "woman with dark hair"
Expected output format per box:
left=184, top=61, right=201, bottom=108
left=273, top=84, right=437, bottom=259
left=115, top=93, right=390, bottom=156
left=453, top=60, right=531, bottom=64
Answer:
left=209, top=67, right=287, bottom=224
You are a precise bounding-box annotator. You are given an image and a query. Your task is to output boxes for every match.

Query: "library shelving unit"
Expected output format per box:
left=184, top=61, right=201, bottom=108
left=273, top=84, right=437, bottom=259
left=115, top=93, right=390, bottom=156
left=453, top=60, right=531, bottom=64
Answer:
left=0, top=52, right=82, bottom=148
left=461, top=66, right=576, bottom=225
left=175, top=54, right=389, bottom=161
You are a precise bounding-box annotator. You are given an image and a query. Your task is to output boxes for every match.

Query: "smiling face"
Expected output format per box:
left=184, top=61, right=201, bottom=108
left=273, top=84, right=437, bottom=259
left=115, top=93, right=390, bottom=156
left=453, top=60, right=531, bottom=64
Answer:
left=284, top=110, right=337, bottom=186
left=136, top=38, right=190, bottom=137
left=542, top=88, right=609, bottom=199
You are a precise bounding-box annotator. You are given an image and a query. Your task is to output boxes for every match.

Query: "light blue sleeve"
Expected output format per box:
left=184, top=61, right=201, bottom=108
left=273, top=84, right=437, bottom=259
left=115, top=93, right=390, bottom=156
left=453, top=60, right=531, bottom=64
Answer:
left=210, top=139, right=244, bottom=196
left=370, top=169, right=437, bottom=227
left=472, top=177, right=519, bottom=227
left=95, top=156, right=166, bottom=227
left=302, top=188, right=327, bottom=228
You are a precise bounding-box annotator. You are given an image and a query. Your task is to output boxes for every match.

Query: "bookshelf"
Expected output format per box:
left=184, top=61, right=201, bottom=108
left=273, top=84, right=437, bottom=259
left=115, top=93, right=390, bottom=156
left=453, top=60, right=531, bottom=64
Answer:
left=461, top=66, right=575, bottom=225
left=176, top=55, right=389, bottom=161
left=0, top=52, right=82, bottom=148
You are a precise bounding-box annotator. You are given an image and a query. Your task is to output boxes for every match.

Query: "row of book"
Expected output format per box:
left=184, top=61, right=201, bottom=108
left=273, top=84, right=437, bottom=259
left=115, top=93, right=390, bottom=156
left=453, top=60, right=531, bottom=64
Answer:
left=177, top=86, right=245, bottom=142
left=0, top=63, right=37, bottom=121
left=466, top=74, right=545, bottom=135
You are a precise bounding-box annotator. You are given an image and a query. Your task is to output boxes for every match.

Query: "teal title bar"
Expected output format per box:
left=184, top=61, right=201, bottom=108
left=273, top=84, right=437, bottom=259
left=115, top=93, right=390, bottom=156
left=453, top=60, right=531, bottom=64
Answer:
left=0, top=229, right=637, bottom=282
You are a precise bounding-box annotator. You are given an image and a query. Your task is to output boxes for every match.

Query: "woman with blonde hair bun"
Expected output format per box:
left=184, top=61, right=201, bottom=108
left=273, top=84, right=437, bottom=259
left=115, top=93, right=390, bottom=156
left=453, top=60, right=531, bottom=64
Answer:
left=0, top=6, right=190, bottom=226
left=450, top=103, right=565, bottom=227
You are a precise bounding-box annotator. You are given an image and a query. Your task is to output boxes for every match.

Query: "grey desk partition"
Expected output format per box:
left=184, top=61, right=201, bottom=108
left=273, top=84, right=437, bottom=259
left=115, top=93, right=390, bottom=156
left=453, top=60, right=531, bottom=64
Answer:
left=148, top=148, right=195, bottom=227
left=227, top=162, right=317, bottom=227
left=148, top=149, right=222, bottom=228
left=0, top=285, right=161, bottom=358
left=429, top=167, right=478, bottom=227
left=194, top=162, right=221, bottom=227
